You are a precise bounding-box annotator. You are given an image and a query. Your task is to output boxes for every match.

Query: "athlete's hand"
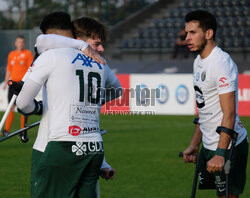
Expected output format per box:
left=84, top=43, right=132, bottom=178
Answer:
left=82, top=46, right=105, bottom=64
left=100, top=168, right=116, bottom=180
left=183, top=145, right=199, bottom=163
left=207, top=155, right=225, bottom=173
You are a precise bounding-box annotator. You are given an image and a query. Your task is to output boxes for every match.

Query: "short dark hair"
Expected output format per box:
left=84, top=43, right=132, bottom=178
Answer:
left=185, top=10, right=217, bottom=39
left=40, top=11, right=74, bottom=34
left=73, top=17, right=108, bottom=43
left=16, top=35, right=24, bottom=40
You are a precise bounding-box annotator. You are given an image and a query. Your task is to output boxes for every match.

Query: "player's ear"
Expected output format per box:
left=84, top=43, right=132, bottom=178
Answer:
left=205, top=29, right=214, bottom=40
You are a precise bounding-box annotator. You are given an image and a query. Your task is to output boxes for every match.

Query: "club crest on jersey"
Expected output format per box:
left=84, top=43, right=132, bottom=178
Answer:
left=201, top=71, right=206, bottom=81
left=196, top=72, right=200, bottom=81
left=69, top=125, right=81, bottom=136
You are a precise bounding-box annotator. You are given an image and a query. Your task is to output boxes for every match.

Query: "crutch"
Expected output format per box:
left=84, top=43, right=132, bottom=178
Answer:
left=20, top=116, right=29, bottom=143
left=0, top=121, right=40, bottom=142
left=179, top=152, right=200, bottom=198
left=216, top=127, right=238, bottom=198
left=0, top=95, right=17, bottom=132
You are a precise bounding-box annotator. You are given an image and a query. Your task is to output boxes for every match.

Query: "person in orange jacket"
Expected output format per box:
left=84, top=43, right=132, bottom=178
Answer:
left=1, top=35, right=33, bottom=136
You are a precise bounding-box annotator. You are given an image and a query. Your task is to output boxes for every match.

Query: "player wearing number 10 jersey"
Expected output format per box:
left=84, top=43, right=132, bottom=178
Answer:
left=16, top=45, right=122, bottom=197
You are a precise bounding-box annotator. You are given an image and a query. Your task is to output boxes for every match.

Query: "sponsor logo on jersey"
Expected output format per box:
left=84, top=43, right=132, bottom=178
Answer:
left=82, top=127, right=99, bottom=133
left=72, top=53, right=103, bottom=70
left=201, top=71, right=206, bottom=81
left=69, top=125, right=81, bottom=136
left=219, top=77, right=227, bottom=83
left=219, top=77, right=229, bottom=88
left=156, top=84, right=169, bottom=104
left=72, top=141, right=104, bottom=156
left=175, top=85, right=189, bottom=104
left=194, top=86, right=205, bottom=108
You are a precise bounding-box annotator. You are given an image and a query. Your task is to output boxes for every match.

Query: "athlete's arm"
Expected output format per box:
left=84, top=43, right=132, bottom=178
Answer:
left=36, top=34, right=88, bottom=54
left=17, top=50, right=54, bottom=114
left=3, top=70, right=11, bottom=90
left=217, top=91, right=235, bottom=148
left=36, top=34, right=104, bottom=64
left=16, top=78, right=42, bottom=114
left=183, top=122, right=202, bottom=163
left=104, top=65, right=122, bottom=104
left=3, top=54, right=12, bottom=90
left=207, top=57, right=237, bottom=173
left=207, top=91, right=235, bottom=173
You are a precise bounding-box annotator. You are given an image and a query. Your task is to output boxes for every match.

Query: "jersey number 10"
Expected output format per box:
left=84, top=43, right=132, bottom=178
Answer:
left=76, top=70, right=101, bottom=104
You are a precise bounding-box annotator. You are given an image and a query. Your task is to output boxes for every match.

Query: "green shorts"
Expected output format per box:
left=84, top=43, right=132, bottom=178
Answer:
left=33, top=141, right=104, bottom=198
left=31, top=149, right=43, bottom=198
left=198, top=137, right=249, bottom=196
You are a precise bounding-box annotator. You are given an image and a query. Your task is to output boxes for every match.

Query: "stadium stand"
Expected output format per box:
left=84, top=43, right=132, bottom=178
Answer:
left=104, top=0, right=250, bottom=74
left=120, top=0, right=250, bottom=51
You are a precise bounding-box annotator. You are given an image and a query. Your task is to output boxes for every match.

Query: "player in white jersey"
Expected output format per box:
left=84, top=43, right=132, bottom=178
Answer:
left=16, top=16, right=122, bottom=198
left=32, top=15, right=117, bottom=181
left=182, top=10, right=248, bottom=198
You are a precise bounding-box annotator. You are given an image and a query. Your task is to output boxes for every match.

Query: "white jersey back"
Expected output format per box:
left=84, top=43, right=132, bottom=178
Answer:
left=193, top=46, right=247, bottom=150
left=29, top=48, right=118, bottom=142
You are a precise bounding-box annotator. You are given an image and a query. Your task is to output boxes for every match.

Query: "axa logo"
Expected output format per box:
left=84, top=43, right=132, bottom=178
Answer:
left=69, top=125, right=81, bottom=136
left=219, top=77, right=227, bottom=83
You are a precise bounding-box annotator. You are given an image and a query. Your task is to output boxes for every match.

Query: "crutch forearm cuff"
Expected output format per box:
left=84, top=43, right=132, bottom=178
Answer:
left=193, top=118, right=200, bottom=125
left=216, top=126, right=236, bottom=138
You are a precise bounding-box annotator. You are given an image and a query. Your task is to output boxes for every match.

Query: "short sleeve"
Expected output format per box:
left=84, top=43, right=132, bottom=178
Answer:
left=215, top=58, right=237, bottom=95
left=6, top=52, right=13, bottom=72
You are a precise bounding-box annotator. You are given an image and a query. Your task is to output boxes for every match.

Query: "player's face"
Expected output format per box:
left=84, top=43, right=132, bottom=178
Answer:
left=185, top=21, right=207, bottom=53
left=15, top=38, right=25, bottom=51
left=86, top=38, right=104, bottom=54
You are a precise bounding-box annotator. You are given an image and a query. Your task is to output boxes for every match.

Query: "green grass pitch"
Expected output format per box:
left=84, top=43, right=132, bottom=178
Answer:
left=0, top=112, right=249, bottom=198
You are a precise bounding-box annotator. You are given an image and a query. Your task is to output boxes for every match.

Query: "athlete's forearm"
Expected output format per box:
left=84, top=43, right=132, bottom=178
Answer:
left=217, top=91, right=236, bottom=149
left=4, top=71, right=11, bottom=84
left=16, top=79, right=42, bottom=114
left=36, top=34, right=89, bottom=54
left=100, top=156, right=111, bottom=170
left=190, top=124, right=202, bottom=148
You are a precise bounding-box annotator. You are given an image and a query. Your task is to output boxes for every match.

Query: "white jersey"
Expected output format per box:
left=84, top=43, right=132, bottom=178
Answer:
left=20, top=48, right=121, bottom=143
left=193, top=46, right=247, bottom=150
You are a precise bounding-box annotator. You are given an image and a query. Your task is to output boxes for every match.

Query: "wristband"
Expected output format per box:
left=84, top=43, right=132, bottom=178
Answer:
left=215, top=147, right=227, bottom=157
left=193, top=118, right=200, bottom=125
